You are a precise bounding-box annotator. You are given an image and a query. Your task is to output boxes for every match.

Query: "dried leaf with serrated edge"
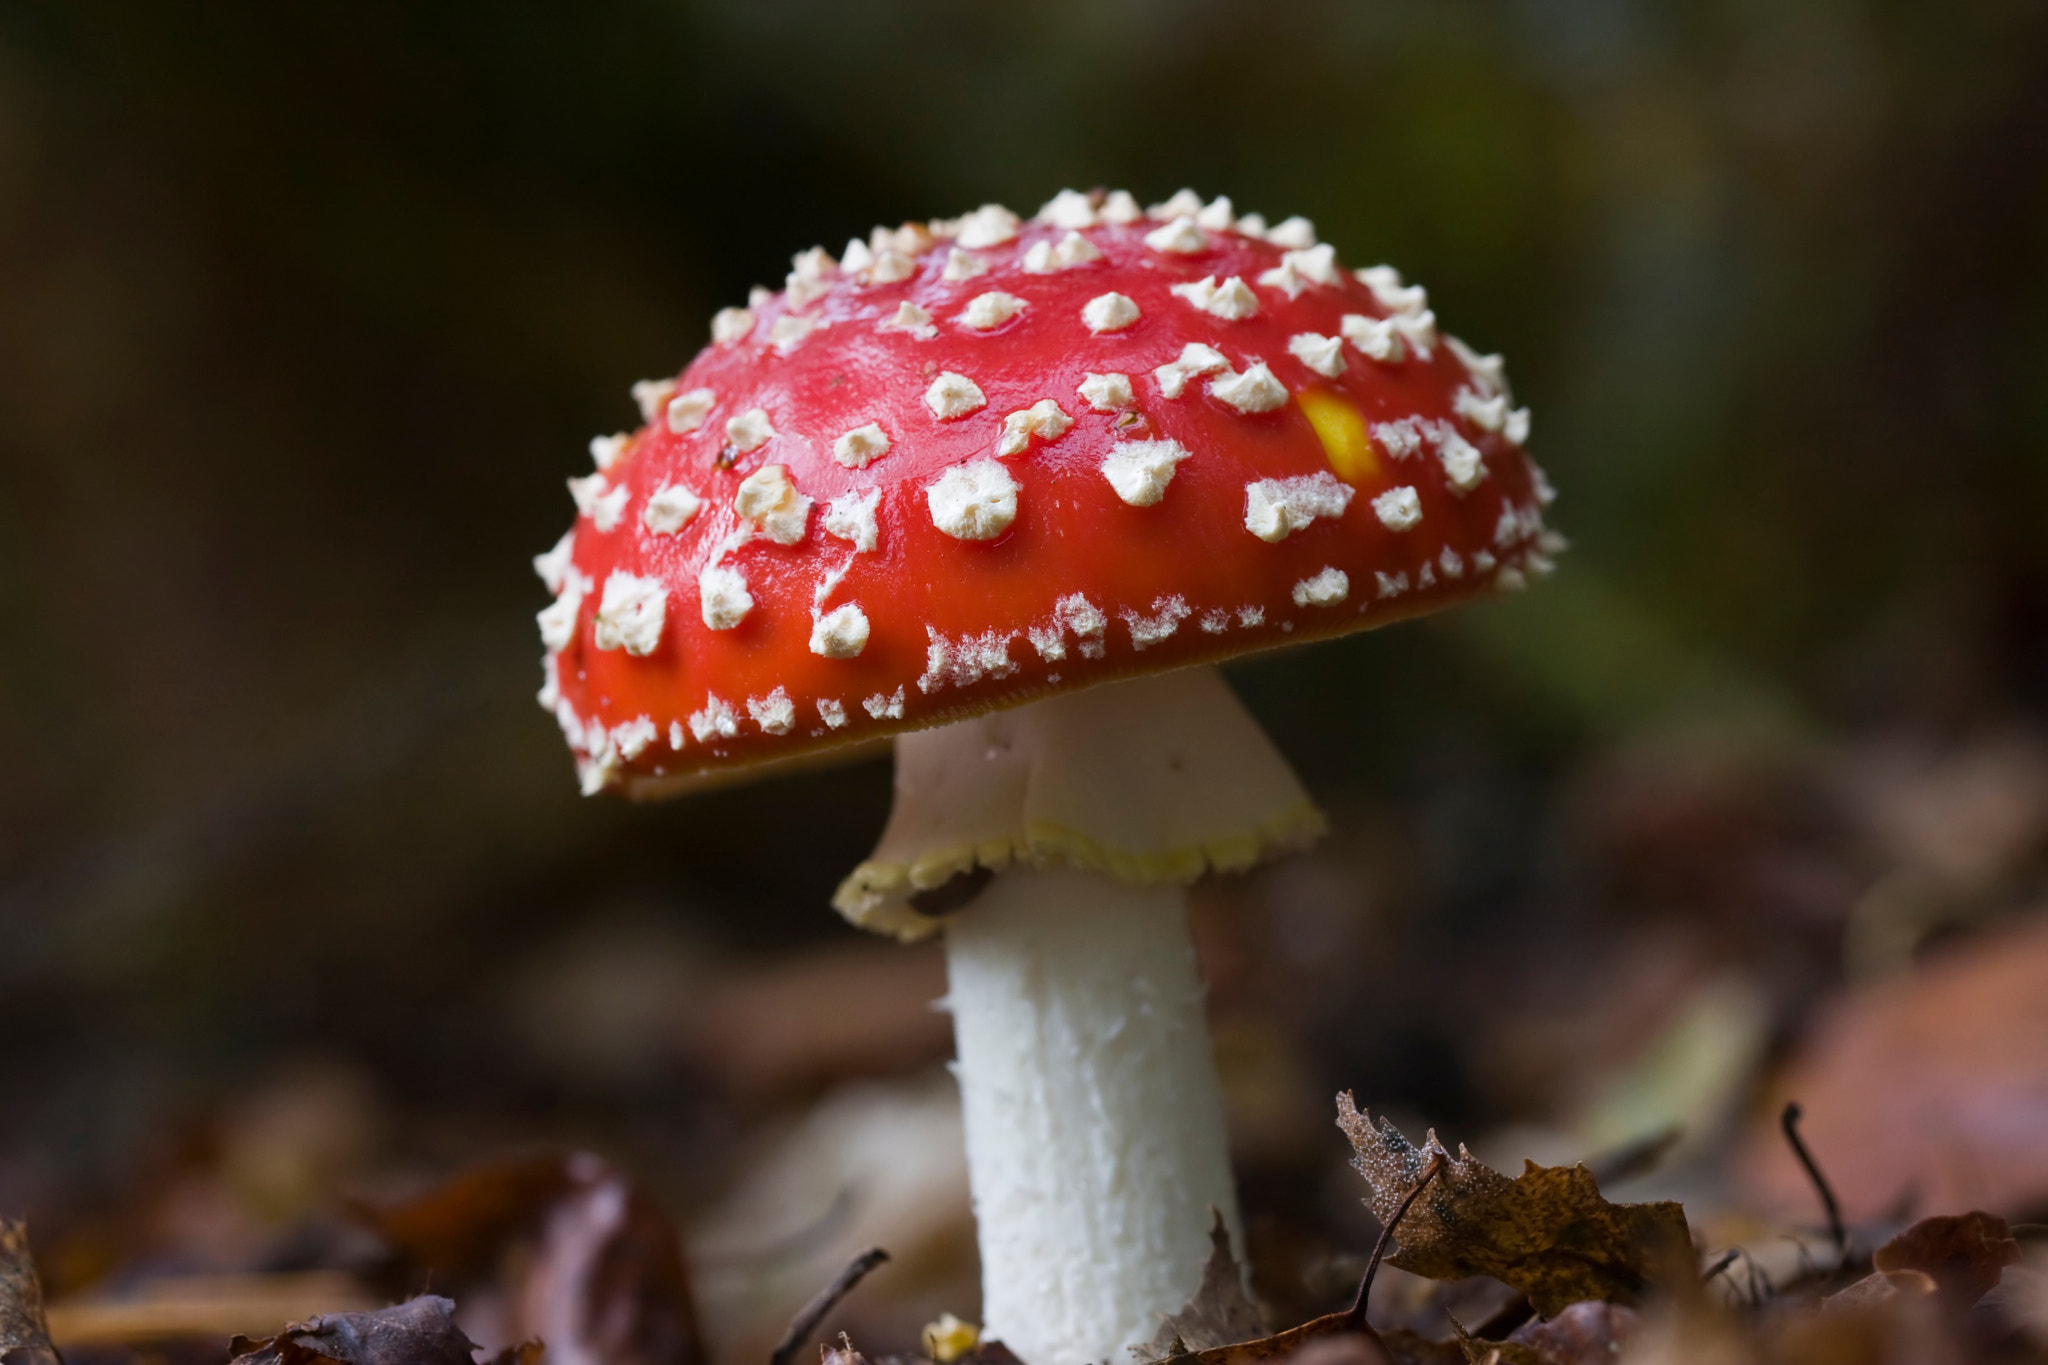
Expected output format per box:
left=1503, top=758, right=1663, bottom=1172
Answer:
left=1135, top=1212, right=1266, bottom=1359
left=228, top=1296, right=488, bottom=1365
left=0, top=1221, right=58, bottom=1365
left=1871, top=1211, right=2020, bottom=1314
left=362, top=1151, right=702, bottom=1365
left=1336, top=1094, right=1694, bottom=1317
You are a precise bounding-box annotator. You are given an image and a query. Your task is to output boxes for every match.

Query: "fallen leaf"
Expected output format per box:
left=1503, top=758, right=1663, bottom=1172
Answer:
left=1741, top=915, right=2048, bottom=1221
left=1871, top=1210, right=2021, bottom=1313
left=227, top=1296, right=488, bottom=1365
left=1820, top=1269, right=1938, bottom=1313
left=0, top=1222, right=58, bottom=1365
left=1336, top=1094, right=1694, bottom=1317
left=1137, top=1213, right=1266, bottom=1358
left=363, top=1151, right=703, bottom=1365
left=1373, top=1329, right=1466, bottom=1365
left=1502, top=1301, right=1637, bottom=1365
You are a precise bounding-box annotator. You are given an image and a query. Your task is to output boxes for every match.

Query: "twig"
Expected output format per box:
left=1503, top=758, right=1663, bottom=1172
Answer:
left=1700, top=1249, right=1741, bottom=1284
left=768, top=1247, right=888, bottom=1365
left=1779, top=1103, right=1845, bottom=1269
left=1346, top=1151, right=1446, bottom=1325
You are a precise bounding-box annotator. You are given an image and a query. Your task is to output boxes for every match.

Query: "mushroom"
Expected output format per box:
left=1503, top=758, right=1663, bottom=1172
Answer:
left=534, top=191, right=1560, bottom=1365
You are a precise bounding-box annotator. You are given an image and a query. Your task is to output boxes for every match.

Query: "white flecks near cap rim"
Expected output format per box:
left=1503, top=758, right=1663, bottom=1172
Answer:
left=699, top=563, right=753, bottom=630
left=1082, top=291, right=1141, bottom=333
left=997, top=399, right=1072, bottom=457
left=884, top=301, right=938, bottom=340
left=1023, top=232, right=1102, bottom=273
left=1154, top=342, right=1229, bottom=398
left=1440, top=546, right=1466, bottom=579
left=1505, top=407, right=1532, bottom=446
left=1148, top=189, right=1203, bottom=220
left=810, top=603, right=871, bottom=659
left=1454, top=385, right=1510, bottom=433
left=1100, top=190, right=1142, bottom=224
left=1078, top=372, right=1133, bottom=412
left=834, top=422, right=891, bottom=469
left=643, top=482, right=703, bottom=535
left=1495, top=501, right=1544, bottom=549
left=1100, top=438, right=1190, bottom=507
left=864, top=687, right=907, bottom=719
left=1199, top=609, right=1229, bottom=633
left=1439, top=428, right=1487, bottom=494
left=1265, top=216, right=1317, bottom=249
left=1356, top=264, right=1427, bottom=316
left=942, top=247, right=989, bottom=282
left=748, top=688, right=797, bottom=736
left=1038, top=189, right=1098, bottom=229
left=925, top=371, right=987, bottom=420
left=1027, top=592, right=1107, bottom=662
left=536, top=585, right=581, bottom=653
left=1210, top=360, right=1288, bottom=414
left=613, top=715, right=658, bottom=761
left=1244, top=471, right=1355, bottom=542
left=920, top=626, right=1018, bottom=693
left=1195, top=195, right=1235, bottom=230
left=824, top=486, right=881, bottom=553
left=1170, top=275, right=1258, bottom=320
left=712, top=307, right=755, bottom=344
left=631, top=378, right=675, bottom=424
left=690, top=695, right=739, bottom=743
left=734, top=464, right=812, bottom=545
left=1446, top=335, right=1509, bottom=399
left=1375, top=570, right=1410, bottom=600
left=533, top=531, right=575, bottom=593
left=669, top=720, right=686, bottom=750
left=1293, top=568, right=1349, bottom=607
left=955, top=204, right=1022, bottom=249
left=1143, top=216, right=1207, bottom=254
left=1288, top=332, right=1345, bottom=378
left=958, top=291, right=1027, bottom=330
left=1372, top=486, right=1423, bottom=531
left=594, top=572, right=666, bottom=655
left=589, top=433, right=627, bottom=471
left=1123, top=595, right=1190, bottom=650
left=1340, top=313, right=1407, bottom=364
left=927, top=460, right=1018, bottom=540
left=818, top=698, right=848, bottom=729
left=1239, top=605, right=1266, bottom=628
left=567, top=472, right=607, bottom=518
left=726, top=408, right=776, bottom=453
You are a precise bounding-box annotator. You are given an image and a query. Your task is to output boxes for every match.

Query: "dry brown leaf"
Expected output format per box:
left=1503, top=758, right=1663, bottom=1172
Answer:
left=1336, top=1094, right=1693, bottom=1317
left=227, top=1296, right=488, bottom=1365
left=1742, top=916, right=2048, bottom=1222
left=1502, top=1301, right=1637, bottom=1365
left=1136, top=1213, right=1266, bottom=1358
left=363, top=1151, right=702, bottom=1365
left=1872, top=1210, right=2021, bottom=1314
left=0, top=1222, right=58, bottom=1365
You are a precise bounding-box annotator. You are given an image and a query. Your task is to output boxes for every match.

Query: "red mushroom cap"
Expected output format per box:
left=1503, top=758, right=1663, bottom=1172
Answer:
left=536, top=191, right=1561, bottom=796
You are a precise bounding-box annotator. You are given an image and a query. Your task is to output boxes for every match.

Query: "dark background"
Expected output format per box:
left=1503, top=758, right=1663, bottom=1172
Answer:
left=3, top=0, right=2047, bottom=1354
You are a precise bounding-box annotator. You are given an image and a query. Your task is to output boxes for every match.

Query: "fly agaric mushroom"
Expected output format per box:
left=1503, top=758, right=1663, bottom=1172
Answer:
left=535, top=189, right=1560, bottom=1365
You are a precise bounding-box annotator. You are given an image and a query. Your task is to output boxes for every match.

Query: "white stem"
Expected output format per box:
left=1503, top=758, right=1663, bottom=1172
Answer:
left=945, top=868, right=1238, bottom=1365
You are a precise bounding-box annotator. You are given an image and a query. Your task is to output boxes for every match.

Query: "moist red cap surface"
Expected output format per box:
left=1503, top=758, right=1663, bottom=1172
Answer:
left=534, top=191, right=1561, bottom=796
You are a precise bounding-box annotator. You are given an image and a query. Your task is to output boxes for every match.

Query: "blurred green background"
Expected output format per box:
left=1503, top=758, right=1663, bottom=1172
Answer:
left=3, top=0, right=2047, bottom=1347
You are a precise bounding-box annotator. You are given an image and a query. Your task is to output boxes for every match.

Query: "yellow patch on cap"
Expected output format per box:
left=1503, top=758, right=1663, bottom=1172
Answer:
left=1297, top=389, right=1375, bottom=485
